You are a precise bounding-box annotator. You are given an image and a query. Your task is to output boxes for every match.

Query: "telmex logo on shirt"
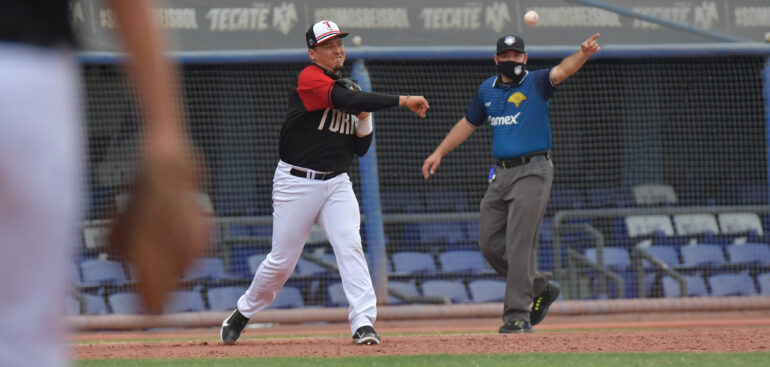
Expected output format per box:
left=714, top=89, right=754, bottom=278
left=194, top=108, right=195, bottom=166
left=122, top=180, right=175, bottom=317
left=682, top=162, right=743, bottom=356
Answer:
left=488, top=112, right=521, bottom=126
left=508, top=92, right=527, bottom=107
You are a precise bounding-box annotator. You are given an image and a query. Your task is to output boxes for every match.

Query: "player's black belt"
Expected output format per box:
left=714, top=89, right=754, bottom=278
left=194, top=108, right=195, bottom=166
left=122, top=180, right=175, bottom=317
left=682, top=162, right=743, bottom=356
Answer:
left=497, top=151, right=551, bottom=169
left=289, top=168, right=343, bottom=181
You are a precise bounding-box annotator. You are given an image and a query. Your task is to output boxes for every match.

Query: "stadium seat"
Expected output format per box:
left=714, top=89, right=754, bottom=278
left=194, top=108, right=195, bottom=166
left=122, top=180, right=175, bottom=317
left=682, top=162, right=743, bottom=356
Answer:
left=163, top=290, right=206, bottom=313
left=757, top=273, right=770, bottom=296
left=269, top=286, right=305, bottom=309
left=79, top=259, right=127, bottom=285
left=424, top=190, right=470, bottom=212
left=662, top=275, right=709, bottom=297
left=547, top=186, right=585, bottom=211
left=726, top=243, right=770, bottom=267
left=438, top=250, right=493, bottom=274
left=640, top=246, right=680, bottom=269
left=380, top=190, right=424, bottom=214
left=108, top=292, right=143, bottom=314
left=709, top=272, right=756, bottom=297
left=718, top=213, right=764, bottom=237
left=182, top=257, right=227, bottom=281
left=468, top=279, right=506, bottom=302
left=585, top=248, right=631, bottom=271
left=679, top=244, right=726, bottom=269
left=387, top=281, right=420, bottom=304
left=72, top=293, right=107, bottom=315
left=391, top=252, right=436, bottom=275
left=326, top=282, right=348, bottom=307
left=207, top=286, right=245, bottom=311
left=672, top=214, right=719, bottom=238
left=625, top=215, right=676, bottom=239
left=632, top=183, right=678, bottom=206
left=586, top=186, right=633, bottom=208
left=402, top=221, right=468, bottom=249
left=421, top=280, right=470, bottom=303
left=247, top=253, right=268, bottom=274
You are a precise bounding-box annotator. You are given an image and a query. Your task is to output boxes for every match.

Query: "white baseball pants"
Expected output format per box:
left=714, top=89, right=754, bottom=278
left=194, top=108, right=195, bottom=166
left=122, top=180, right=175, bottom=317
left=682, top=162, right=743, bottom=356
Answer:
left=0, top=42, right=83, bottom=367
left=237, top=160, right=377, bottom=334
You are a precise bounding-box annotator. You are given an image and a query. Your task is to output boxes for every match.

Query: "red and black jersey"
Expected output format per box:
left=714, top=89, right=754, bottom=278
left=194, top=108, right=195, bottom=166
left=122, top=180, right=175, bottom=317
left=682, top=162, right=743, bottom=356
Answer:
left=280, top=64, right=397, bottom=172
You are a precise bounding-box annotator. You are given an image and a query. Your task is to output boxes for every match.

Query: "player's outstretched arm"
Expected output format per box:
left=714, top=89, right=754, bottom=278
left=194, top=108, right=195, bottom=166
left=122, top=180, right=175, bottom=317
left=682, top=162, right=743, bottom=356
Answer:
left=400, top=95, right=430, bottom=118
left=550, top=33, right=600, bottom=85
left=106, top=0, right=209, bottom=314
left=422, top=118, right=476, bottom=179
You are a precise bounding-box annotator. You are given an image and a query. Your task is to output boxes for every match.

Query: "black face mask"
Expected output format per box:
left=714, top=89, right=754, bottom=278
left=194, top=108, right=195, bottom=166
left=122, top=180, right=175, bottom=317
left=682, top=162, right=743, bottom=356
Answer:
left=497, top=61, right=526, bottom=84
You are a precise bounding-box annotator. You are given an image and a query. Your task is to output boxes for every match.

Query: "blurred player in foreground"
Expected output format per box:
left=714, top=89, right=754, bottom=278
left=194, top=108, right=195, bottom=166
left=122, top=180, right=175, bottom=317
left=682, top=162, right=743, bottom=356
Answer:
left=422, top=33, right=601, bottom=333
left=0, top=1, right=207, bottom=366
left=220, top=20, right=429, bottom=346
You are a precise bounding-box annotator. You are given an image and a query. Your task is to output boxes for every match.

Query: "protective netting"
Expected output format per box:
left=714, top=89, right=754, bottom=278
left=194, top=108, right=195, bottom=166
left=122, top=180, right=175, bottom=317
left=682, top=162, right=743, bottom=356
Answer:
left=70, top=54, right=770, bottom=315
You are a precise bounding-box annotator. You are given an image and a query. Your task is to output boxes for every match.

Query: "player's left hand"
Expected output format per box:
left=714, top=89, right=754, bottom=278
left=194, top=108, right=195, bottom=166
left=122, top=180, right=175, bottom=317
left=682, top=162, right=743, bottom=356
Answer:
left=421, top=152, right=442, bottom=179
left=581, top=33, right=601, bottom=57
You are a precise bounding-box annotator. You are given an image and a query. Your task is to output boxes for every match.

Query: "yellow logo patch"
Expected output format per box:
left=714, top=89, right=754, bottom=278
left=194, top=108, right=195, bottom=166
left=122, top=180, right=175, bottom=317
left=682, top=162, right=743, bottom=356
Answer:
left=508, top=92, right=527, bottom=107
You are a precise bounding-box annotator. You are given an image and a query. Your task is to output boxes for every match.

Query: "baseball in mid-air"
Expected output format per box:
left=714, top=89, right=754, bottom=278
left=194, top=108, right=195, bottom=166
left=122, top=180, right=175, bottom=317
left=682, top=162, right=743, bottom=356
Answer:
left=351, top=35, right=362, bottom=46
left=524, top=11, right=539, bottom=26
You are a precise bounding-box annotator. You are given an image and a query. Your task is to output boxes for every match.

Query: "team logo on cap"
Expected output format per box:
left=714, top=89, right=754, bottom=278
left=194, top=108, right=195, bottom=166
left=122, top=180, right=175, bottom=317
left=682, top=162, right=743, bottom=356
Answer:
left=504, top=36, right=515, bottom=46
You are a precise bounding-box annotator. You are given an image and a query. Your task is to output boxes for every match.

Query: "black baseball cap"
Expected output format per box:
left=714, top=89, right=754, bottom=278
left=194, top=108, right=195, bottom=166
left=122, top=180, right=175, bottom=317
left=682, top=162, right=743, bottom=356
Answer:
left=496, top=34, right=525, bottom=54
left=306, top=20, right=349, bottom=48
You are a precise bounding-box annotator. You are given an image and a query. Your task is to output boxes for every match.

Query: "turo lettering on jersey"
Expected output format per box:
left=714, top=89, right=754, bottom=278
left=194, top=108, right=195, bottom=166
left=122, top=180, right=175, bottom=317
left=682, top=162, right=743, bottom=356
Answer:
left=488, top=112, right=521, bottom=126
left=317, top=109, right=358, bottom=135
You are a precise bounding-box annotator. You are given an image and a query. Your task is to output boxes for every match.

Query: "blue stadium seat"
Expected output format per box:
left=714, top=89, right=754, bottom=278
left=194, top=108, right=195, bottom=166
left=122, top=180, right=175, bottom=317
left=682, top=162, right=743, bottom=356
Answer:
left=269, top=286, right=305, bottom=309
left=163, top=290, right=206, bottom=313
left=757, top=273, right=770, bottom=296
left=424, top=190, right=470, bottom=212
left=547, top=186, right=585, bottom=211
left=380, top=190, right=424, bottom=214
left=79, top=259, right=127, bottom=285
left=586, top=186, right=634, bottom=208
left=183, top=257, right=227, bottom=281
left=230, top=244, right=270, bottom=278
left=727, top=243, right=770, bottom=267
left=709, top=272, right=756, bottom=297
left=108, top=292, right=143, bottom=314
left=421, top=280, right=470, bottom=303
left=391, top=252, right=436, bottom=275
left=438, top=250, right=493, bottom=274
left=326, top=282, right=347, bottom=307
left=468, top=279, right=506, bottom=302
left=207, top=286, right=245, bottom=311
left=73, top=294, right=107, bottom=315
left=402, top=221, right=468, bottom=249
left=641, top=246, right=681, bottom=269
left=247, top=253, right=268, bottom=274
left=295, top=258, right=330, bottom=277
left=679, top=244, right=726, bottom=268
left=662, top=275, right=709, bottom=297
left=387, top=281, right=420, bottom=304
left=585, top=248, right=631, bottom=271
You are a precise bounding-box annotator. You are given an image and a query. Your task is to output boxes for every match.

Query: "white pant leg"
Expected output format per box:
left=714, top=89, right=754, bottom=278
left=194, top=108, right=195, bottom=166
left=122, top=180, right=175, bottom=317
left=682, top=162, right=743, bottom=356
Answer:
left=317, top=175, right=377, bottom=335
left=237, top=161, right=327, bottom=317
left=0, top=43, right=83, bottom=367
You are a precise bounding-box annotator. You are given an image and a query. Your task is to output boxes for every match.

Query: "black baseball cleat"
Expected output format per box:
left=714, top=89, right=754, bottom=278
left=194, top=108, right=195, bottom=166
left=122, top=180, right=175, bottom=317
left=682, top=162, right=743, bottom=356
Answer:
left=499, top=319, right=533, bottom=333
left=352, top=325, right=381, bottom=345
left=221, top=308, right=250, bottom=345
left=530, top=281, right=561, bottom=326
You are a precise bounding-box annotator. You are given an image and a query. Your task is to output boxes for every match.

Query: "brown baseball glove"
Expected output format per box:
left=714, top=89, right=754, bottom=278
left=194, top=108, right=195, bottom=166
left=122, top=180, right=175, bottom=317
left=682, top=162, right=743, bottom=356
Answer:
left=108, top=150, right=210, bottom=314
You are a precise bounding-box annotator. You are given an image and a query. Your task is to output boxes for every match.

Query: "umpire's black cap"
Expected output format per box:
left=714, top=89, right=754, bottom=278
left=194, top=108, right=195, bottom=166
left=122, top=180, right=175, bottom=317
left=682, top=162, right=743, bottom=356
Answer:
left=496, top=35, right=525, bottom=54
left=306, top=20, right=349, bottom=48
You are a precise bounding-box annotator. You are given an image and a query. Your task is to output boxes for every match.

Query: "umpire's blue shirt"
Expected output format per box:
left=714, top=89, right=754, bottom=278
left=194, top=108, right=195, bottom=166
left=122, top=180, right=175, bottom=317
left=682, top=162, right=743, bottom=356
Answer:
left=465, top=69, right=557, bottom=159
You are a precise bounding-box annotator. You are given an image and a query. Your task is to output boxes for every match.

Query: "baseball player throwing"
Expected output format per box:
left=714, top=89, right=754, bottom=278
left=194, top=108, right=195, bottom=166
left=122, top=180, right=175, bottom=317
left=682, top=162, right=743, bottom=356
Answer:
left=422, top=33, right=600, bottom=333
left=221, top=20, right=429, bottom=345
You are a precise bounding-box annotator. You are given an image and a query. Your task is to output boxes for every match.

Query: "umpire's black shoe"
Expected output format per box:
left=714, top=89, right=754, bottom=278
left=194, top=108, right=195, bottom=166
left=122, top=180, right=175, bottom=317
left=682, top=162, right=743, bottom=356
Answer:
left=499, top=320, right=533, bottom=334
left=352, top=325, right=381, bottom=345
left=221, top=308, right=249, bottom=345
left=530, top=281, right=561, bottom=326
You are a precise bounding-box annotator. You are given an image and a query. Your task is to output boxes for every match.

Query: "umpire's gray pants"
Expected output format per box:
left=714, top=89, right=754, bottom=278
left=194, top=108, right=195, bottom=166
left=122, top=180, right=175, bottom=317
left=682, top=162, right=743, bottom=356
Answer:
left=479, top=156, right=553, bottom=324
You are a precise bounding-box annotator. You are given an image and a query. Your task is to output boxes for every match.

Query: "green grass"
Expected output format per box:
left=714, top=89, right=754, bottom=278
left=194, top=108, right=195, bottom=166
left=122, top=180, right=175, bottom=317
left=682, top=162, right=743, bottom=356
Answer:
left=77, top=352, right=770, bottom=367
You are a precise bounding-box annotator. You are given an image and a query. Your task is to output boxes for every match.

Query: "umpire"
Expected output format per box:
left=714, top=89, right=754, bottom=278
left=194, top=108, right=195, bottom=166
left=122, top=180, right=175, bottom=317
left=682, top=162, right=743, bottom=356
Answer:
left=422, top=33, right=601, bottom=332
